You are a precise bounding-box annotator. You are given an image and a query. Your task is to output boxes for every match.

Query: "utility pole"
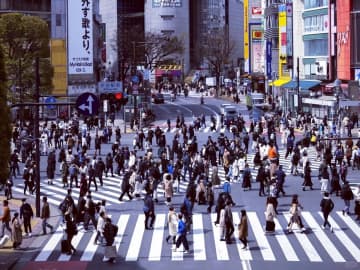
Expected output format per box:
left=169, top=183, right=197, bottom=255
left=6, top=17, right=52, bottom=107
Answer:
left=34, top=57, right=41, bottom=217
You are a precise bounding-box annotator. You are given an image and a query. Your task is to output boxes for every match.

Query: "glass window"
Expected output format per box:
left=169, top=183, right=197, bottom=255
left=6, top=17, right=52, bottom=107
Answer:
left=304, top=38, right=328, bottom=56
left=304, top=0, right=328, bottom=9
left=56, top=14, right=62, bottom=26
left=304, top=15, right=328, bottom=32
left=351, top=12, right=360, bottom=65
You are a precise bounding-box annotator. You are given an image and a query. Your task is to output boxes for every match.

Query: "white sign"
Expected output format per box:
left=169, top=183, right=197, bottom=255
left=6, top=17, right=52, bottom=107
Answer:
left=68, top=84, right=96, bottom=96
left=67, top=0, right=93, bottom=75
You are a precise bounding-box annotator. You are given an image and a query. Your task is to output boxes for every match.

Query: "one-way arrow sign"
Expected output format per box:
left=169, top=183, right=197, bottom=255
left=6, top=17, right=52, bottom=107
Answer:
left=76, top=92, right=99, bottom=116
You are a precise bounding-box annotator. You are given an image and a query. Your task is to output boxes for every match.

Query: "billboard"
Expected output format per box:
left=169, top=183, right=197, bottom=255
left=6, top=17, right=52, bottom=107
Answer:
left=67, top=0, right=93, bottom=75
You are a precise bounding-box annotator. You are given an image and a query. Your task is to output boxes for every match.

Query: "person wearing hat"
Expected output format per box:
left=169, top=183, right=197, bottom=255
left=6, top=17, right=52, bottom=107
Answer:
left=20, top=198, right=33, bottom=237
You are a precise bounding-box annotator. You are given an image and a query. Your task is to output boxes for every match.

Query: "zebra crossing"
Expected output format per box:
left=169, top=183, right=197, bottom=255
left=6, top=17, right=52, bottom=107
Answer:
left=33, top=211, right=360, bottom=263
left=143, top=124, right=228, bottom=134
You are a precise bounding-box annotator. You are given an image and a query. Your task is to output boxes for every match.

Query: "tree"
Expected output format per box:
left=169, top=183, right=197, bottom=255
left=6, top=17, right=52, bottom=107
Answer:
left=143, top=32, right=184, bottom=71
left=199, top=30, right=235, bottom=96
left=0, top=47, right=12, bottom=184
left=0, top=13, right=53, bottom=99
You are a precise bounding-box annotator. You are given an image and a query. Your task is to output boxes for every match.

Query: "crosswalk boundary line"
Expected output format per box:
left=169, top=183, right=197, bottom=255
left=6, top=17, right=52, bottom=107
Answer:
left=301, top=212, right=345, bottom=262
left=192, top=213, right=207, bottom=261
left=35, top=225, right=64, bottom=261
left=232, top=212, right=252, bottom=261
left=148, top=214, right=166, bottom=261
left=115, top=214, right=130, bottom=253
left=283, top=213, right=322, bottom=262
left=320, top=212, right=360, bottom=262
left=246, top=212, right=276, bottom=261
left=336, top=211, right=360, bottom=239
left=273, top=217, right=299, bottom=261
left=125, top=214, right=145, bottom=261
left=210, top=213, right=229, bottom=260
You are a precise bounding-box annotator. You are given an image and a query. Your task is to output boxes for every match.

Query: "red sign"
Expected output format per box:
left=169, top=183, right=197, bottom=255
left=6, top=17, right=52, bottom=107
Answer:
left=252, top=7, right=262, bottom=15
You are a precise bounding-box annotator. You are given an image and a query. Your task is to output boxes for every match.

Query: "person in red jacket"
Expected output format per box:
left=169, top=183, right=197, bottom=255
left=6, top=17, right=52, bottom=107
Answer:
left=0, top=200, right=12, bottom=239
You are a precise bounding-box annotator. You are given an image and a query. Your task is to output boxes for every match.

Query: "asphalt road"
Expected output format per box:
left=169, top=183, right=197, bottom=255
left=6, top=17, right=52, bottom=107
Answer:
left=7, top=93, right=360, bottom=270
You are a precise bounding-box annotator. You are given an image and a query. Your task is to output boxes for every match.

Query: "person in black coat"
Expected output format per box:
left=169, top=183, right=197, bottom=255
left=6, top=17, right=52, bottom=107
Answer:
left=118, top=170, right=133, bottom=201
left=47, top=149, right=56, bottom=185
left=143, top=192, right=155, bottom=229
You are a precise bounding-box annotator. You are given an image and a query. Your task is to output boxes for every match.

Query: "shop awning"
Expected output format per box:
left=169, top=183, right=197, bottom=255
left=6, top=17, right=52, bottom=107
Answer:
left=282, top=79, right=321, bottom=90
left=269, top=78, right=291, bottom=87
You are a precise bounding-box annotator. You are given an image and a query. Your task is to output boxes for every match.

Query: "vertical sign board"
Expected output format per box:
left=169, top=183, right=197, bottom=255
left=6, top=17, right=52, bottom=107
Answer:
left=278, top=4, right=287, bottom=78
left=67, top=0, right=93, bottom=75
left=243, top=0, right=249, bottom=73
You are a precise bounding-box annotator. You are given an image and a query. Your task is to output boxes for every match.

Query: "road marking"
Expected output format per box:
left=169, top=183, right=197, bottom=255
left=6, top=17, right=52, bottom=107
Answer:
left=273, top=217, right=299, bottom=261
left=115, top=214, right=130, bottom=254
left=283, top=213, right=322, bottom=262
left=35, top=225, right=64, bottom=261
left=80, top=231, right=98, bottom=261
left=320, top=212, right=360, bottom=262
left=192, top=213, right=206, bottom=261
left=336, top=211, right=360, bottom=239
left=211, top=213, right=229, bottom=260
left=148, top=214, right=165, bottom=261
left=125, top=215, right=145, bottom=261
left=247, top=212, right=275, bottom=261
left=302, top=212, right=345, bottom=262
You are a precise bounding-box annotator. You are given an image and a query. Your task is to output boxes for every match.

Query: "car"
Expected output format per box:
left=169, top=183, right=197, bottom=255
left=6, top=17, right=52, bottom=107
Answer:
left=220, top=103, right=233, bottom=114
left=152, top=93, right=165, bottom=104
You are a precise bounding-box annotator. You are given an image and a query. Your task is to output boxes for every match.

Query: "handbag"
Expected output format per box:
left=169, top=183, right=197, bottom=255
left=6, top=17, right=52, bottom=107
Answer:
left=104, top=245, right=117, bottom=258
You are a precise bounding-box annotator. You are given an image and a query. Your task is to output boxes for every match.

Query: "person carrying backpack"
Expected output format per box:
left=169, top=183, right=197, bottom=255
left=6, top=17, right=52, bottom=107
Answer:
left=320, top=192, right=334, bottom=232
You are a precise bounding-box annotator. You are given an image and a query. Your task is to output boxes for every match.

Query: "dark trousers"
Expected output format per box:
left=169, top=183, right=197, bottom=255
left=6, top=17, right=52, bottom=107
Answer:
left=70, top=175, right=78, bottom=188
left=322, top=211, right=331, bottom=228
left=144, top=211, right=155, bottom=229
left=175, top=233, right=189, bottom=251
left=225, top=222, right=234, bottom=242
left=23, top=217, right=32, bottom=233
left=88, top=177, right=98, bottom=191
left=239, top=237, right=248, bottom=247
left=84, top=213, right=97, bottom=230
left=119, top=189, right=132, bottom=201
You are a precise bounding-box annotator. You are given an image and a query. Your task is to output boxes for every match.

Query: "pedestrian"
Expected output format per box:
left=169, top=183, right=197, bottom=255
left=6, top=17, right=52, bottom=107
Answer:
left=64, top=214, right=77, bottom=255
left=11, top=212, right=22, bottom=249
left=242, top=163, right=252, bottom=191
left=341, top=181, right=354, bottom=215
left=319, top=163, right=330, bottom=194
left=302, top=161, right=313, bottom=191
left=238, top=209, right=248, bottom=249
left=275, top=165, right=286, bottom=197
left=257, top=163, right=267, bottom=196
left=165, top=206, right=178, bottom=245
left=0, top=200, right=12, bottom=239
left=354, top=185, right=360, bottom=221
left=287, top=195, right=306, bottom=233
left=320, top=192, right=334, bottom=232
left=172, top=213, right=190, bottom=253
left=105, top=153, right=114, bottom=177
left=143, top=191, right=155, bottom=230
left=47, top=149, right=56, bottom=185
left=83, top=195, right=97, bottom=231
left=206, top=182, right=215, bottom=213
left=41, top=196, right=53, bottom=235
left=118, top=170, right=133, bottom=201
left=4, top=176, right=13, bottom=200
left=19, top=198, right=33, bottom=237
left=102, top=217, right=118, bottom=263
left=224, top=200, right=234, bottom=244
left=88, top=164, right=98, bottom=192
left=265, top=196, right=276, bottom=233
left=94, top=211, right=106, bottom=245
left=163, top=173, right=174, bottom=205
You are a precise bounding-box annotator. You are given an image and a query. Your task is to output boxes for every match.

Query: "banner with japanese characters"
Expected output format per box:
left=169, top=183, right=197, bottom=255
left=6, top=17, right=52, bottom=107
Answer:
left=67, top=0, right=93, bottom=75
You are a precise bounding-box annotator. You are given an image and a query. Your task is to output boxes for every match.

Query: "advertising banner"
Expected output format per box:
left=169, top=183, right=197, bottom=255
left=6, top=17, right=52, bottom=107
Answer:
left=67, top=0, right=94, bottom=75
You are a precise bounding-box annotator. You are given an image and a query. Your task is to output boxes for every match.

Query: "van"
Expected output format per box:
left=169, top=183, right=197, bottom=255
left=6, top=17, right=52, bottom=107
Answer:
left=223, top=106, right=238, bottom=123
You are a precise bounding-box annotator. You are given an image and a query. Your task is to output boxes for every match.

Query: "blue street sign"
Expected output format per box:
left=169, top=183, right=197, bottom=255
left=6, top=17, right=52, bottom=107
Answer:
left=131, top=75, right=139, bottom=84
left=45, top=96, right=56, bottom=109
left=76, top=92, right=99, bottom=116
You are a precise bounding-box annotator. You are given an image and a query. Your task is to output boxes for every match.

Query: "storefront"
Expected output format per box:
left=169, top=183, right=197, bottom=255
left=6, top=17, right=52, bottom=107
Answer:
left=301, top=96, right=337, bottom=120
left=155, top=65, right=182, bottom=84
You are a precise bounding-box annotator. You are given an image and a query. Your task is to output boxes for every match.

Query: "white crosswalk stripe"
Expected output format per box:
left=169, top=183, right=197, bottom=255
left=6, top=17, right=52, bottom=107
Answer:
left=34, top=211, right=360, bottom=263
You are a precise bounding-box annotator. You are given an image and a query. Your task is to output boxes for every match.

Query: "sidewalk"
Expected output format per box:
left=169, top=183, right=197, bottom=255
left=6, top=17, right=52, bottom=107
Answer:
left=0, top=193, right=61, bottom=269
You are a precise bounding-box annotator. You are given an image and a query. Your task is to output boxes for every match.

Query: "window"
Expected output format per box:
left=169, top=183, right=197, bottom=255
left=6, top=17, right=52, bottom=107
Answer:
left=161, top=30, right=175, bottom=35
left=304, top=15, right=328, bottom=33
left=351, top=12, right=360, bottom=65
left=304, top=38, right=328, bottom=56
left=160, top=15, right=174, bottom=21
left=56, top=14, right=62, bottom=26
left=304, top=0, right=328, bottom=9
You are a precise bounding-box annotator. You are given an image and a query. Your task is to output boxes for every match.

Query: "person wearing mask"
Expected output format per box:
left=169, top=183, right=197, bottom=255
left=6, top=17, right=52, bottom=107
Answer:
left=320, top=192, right=334, bottom=232
left=19, top=198, right=33, bottom=237
left=172, top=213, right=190, bottom=254
left=41, top=196, right=54, bottom=235
left=238, top=209, right=248, bottom=249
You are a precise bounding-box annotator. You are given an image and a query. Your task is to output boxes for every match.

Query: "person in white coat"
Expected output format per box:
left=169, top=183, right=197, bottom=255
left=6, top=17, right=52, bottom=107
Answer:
left=94, top=211, right=106, bottom=245
left=165, top=207, right=178, bottom=245
left=219, top=207, right=226, bottom=241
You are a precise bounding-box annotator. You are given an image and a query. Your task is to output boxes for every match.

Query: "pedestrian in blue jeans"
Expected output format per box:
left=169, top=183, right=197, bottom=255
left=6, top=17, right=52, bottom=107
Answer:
left=172, top=213, right=189, bottom=253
